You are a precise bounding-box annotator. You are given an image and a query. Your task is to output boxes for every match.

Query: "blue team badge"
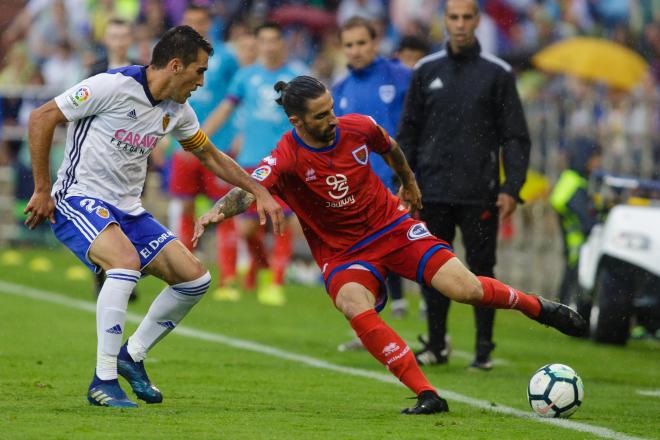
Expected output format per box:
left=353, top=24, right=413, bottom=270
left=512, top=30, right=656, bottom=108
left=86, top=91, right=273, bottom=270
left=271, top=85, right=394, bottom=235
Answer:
left=378, top=85, right=395, bottom=104
left=352, top=145, right=369, bottom=165
left=252, top=165, right=272, bottom=181
left=407, top=223, right=431, bottom=240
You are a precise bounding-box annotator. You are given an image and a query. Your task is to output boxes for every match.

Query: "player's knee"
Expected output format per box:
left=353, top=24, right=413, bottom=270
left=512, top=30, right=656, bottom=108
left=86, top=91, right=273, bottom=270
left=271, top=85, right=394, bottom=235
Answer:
left=171, top=270, right=212, bottom=302
left=453, top=277, right=483, bottom=304
left=106, top=251, right=141, bottom=272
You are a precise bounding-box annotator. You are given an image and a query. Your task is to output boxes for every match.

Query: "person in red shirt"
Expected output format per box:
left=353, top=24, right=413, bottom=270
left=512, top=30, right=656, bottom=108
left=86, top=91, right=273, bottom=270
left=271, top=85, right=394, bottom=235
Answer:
left=192, top=76, right=587, bottom=414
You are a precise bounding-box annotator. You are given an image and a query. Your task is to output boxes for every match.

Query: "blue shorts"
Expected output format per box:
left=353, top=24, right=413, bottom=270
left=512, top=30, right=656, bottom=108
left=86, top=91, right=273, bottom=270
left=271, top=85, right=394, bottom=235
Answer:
left=51, top=196, right=176, bottom=273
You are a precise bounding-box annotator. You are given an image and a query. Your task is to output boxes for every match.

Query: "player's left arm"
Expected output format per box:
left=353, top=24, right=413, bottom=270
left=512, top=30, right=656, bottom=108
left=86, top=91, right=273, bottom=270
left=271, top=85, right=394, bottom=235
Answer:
left=181, top=132, right=284, bottom=234
left=381, top=136, right=423, bottom=212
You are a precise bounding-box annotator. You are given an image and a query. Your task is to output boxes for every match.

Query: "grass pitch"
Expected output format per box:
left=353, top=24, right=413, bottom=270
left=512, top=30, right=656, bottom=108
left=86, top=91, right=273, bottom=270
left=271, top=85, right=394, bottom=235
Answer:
left=0, top=247, right=658, bottom=439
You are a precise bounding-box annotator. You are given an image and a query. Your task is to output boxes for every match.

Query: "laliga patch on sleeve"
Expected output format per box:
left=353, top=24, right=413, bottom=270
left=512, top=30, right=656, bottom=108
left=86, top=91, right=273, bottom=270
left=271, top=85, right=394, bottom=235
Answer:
left=68, top=86, right=91, bottom=108
left=251, top=165, right=272, bottom=181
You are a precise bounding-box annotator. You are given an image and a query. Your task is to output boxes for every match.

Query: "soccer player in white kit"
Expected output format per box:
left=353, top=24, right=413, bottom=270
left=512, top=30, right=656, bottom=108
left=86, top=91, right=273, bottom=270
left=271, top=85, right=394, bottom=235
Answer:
left=23, top=25, right=284, bottom=408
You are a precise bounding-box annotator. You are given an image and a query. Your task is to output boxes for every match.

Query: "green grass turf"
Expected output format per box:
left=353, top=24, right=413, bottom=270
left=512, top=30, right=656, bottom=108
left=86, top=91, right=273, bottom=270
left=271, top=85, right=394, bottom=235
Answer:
left=0, top=247, right=659, bottom=439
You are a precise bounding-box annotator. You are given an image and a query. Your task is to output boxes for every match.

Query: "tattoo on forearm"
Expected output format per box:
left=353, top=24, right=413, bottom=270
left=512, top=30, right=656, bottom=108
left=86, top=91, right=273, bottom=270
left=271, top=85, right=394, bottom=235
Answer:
left=213, top=188, right=256, bottom=218
left=389, top=147, right=415, bottom=185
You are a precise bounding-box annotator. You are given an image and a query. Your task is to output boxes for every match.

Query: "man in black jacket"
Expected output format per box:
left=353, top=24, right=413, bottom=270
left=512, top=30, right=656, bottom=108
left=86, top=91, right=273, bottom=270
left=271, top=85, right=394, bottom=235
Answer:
left=397, top=0, right=531, bottom=370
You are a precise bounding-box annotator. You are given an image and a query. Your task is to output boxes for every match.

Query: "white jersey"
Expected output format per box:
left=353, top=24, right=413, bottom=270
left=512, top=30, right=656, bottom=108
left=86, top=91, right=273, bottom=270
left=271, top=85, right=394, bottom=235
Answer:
left=53, top=65, right=200, bottom=214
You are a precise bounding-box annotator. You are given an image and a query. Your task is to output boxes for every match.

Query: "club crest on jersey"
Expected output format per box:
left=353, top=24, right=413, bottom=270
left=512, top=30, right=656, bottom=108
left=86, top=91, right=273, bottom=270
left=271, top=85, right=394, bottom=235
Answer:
left=162, top=113, right=170, bottom=131
left=252, top=165, right=271, bottom=181
left=379, top=85, right=395, bottom=104
left=68, top=86, right=90, bottom=108
left=407, top=223, right=431, bottom=240
left=352, top=145, right=369, bottom=165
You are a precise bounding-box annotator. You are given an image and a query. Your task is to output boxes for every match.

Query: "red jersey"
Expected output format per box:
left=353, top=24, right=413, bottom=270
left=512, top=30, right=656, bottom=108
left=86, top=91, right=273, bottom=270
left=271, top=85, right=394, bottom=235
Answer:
left=252, top=114, right=408, bottom=266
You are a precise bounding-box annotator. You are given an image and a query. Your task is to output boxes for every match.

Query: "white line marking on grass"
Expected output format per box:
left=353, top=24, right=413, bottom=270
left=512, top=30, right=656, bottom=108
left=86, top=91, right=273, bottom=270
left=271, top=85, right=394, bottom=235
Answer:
left=636, top=389, right=660, bottom=398
left=0, top=280, right=649, bottom=440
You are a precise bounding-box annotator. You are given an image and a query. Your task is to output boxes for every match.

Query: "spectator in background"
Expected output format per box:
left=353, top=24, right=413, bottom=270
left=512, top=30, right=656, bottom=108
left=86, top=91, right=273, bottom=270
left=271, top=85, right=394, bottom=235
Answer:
left=89, top=18, right=138, bottom=76
left=203, top=22, right=304, bottom=306
left=337, top=0, right=385, bottom=26
left=394, top=35, right=431, bottom=68
left=169, top=4, right=243, bottom=302
left=333, top=16, right=413, bottom=331
left=550, top=137, right=601, bottom=325
left=397, top=0, right=531, bottom=370
left=40, top=39, right=84, bottom=89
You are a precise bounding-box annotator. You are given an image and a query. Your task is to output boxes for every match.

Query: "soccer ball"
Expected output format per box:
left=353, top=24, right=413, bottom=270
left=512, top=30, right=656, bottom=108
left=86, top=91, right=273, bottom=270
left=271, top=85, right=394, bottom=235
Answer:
left=527, top=364, right=584, bottom=418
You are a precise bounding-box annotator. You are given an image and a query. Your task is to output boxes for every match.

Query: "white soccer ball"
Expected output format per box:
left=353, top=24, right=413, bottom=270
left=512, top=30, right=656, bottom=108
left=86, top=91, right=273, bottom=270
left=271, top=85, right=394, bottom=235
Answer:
left=527, top=363, right=584, bottom=418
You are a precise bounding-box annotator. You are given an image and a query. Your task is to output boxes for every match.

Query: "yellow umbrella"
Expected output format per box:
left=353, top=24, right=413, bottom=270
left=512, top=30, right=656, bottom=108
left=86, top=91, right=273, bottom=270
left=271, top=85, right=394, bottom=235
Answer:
left=532, top=37, right=649, bottom=91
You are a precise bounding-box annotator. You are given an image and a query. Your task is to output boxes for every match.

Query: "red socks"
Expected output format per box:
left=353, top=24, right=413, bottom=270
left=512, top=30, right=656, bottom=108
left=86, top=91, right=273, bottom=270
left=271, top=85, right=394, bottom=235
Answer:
left=272, top=228, right=292, bottom=285
left=350, top=309, right=435, bottom=395
left=216, top=219, right=237, bottom=284
left=179, top=213, right=195, bottom=251
left=477, top=276, right=541, bottom=318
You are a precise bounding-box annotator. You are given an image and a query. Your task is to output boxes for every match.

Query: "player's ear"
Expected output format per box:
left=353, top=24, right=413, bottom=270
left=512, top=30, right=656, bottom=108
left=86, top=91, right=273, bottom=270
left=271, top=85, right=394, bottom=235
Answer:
left=289, top=115, right=301, bottom=127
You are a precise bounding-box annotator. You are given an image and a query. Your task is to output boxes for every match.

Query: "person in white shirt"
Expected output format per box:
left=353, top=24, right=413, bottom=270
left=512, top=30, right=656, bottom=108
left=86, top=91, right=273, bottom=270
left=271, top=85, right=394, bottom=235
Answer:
left=24, top=25, right=284, bottom=408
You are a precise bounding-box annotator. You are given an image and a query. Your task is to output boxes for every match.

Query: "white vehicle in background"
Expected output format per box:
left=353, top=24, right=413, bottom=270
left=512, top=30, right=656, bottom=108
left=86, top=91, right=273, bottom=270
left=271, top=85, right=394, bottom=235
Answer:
left=578, top=173, right=660, bottom=345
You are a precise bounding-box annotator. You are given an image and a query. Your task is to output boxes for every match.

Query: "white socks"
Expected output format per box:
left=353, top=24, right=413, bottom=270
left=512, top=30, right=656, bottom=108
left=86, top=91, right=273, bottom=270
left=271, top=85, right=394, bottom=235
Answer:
left=96, top=268, right=140, bottom=380
left=127, top=271, right=211, bottom=362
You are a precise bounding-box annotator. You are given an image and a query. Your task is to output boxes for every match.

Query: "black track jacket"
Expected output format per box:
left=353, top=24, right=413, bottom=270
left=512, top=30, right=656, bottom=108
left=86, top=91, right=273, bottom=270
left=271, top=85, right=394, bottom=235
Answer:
left=397, top=40, right=530, bottom=205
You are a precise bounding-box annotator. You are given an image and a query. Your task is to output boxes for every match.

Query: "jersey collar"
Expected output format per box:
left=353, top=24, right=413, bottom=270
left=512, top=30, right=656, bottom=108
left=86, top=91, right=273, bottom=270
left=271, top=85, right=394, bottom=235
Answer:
left=292, top=128, right=341, bottom=153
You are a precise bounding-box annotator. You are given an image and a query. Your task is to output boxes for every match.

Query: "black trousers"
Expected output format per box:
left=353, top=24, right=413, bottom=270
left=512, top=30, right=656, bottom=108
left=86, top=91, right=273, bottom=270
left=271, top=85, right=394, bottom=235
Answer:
left=420, top=202, right=499, bottom=353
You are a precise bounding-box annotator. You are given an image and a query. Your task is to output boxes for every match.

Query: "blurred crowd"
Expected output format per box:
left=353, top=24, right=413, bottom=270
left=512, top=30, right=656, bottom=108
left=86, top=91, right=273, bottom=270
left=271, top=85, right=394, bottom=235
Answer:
left=0, top=0, right=658, bottom=244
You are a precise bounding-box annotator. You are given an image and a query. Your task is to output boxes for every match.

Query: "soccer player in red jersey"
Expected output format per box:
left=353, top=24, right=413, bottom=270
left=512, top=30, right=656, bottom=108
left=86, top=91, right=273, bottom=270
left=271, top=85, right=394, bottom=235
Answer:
left=192, top=76, right=587, bottom=414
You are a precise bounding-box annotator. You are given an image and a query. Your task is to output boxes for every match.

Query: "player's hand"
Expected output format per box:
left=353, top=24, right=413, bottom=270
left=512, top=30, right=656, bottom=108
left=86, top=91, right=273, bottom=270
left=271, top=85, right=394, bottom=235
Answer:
left=23, top=191, right=55, bottom=230
left=496, top=193, right=517, bottom=220
left=398, top=182, right=423, bottom=214
left=192, top=209, right=226, bottom=248
left=254, top=190, right=285, bottom=235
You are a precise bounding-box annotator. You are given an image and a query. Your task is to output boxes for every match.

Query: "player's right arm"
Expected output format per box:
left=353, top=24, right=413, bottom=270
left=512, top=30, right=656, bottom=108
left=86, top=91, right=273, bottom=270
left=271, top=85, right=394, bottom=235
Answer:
left=23, top=100, right=68, bottom=229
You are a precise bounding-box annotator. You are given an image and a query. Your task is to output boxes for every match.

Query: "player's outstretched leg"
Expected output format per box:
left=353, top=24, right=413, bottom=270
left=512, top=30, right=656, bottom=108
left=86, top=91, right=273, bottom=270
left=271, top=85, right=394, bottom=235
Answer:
left=532, top=296, right=588, bottom=337
left=87, top=372, right=138, bottom=408
left=118, top=342, right=162, bottom=404
left=401, top=390, right=449, bottom=415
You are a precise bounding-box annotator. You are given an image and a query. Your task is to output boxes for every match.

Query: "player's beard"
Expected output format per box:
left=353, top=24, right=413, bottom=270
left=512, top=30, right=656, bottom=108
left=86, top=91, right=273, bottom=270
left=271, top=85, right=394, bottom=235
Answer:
left=307, top=123, right=336, bottom=145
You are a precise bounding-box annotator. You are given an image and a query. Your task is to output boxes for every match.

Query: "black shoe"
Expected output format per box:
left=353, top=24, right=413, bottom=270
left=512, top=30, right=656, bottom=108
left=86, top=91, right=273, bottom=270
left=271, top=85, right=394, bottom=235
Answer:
left=534, top=297, right=588, bottom=337
left=414, top=335, right=450, bottom=366
left=469, top=341, right=495, bottom=371
left=401, top=391, right=449, bottom=414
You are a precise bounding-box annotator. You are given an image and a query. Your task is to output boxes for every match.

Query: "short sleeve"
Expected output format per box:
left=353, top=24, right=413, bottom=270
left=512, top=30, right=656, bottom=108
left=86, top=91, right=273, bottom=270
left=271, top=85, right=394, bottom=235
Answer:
left=170, top=102, right=200, bottom=141
left=226, top=67, right=248, bottom=103
left=54, top=74, right=115, bottom=121
left=250, top=146, right=292, bottom=194
left=364, top=115, right=392, bottom=154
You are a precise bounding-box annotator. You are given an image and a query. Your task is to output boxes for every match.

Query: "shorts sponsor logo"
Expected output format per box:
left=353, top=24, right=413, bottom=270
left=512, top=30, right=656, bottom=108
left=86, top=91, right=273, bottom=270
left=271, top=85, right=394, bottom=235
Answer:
left=378, top=84, right=395, bottom=104
left=407, top=223, right=431, bottom=240
left=326, top=174, right=349, bottom=199
left=139, top=231, right=175, bottom=258
left=252, top=165, right=271, bottom=181
left=68, top=86, right=90, bottom=107
left=351, top=145, right=368, bottom=165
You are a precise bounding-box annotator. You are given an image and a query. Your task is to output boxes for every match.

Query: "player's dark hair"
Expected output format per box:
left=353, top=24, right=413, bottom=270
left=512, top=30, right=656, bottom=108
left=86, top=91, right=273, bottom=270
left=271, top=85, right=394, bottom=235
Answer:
left=256, top=22, right=283, bottom=38
left=340, top=16, right=377, bottom=40
left=274, top=76, right=327, bottom=117
left=151, top=25, right=213, bottom=69
left=397, top=35, right=430, bottom=55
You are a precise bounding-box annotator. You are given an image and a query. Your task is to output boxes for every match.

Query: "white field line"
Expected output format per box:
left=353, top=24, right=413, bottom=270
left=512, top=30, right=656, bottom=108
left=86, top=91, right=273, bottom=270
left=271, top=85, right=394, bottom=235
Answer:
left=0, top=280, right=650, bottom=440
left=636, top=390, right=660, bottom=398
